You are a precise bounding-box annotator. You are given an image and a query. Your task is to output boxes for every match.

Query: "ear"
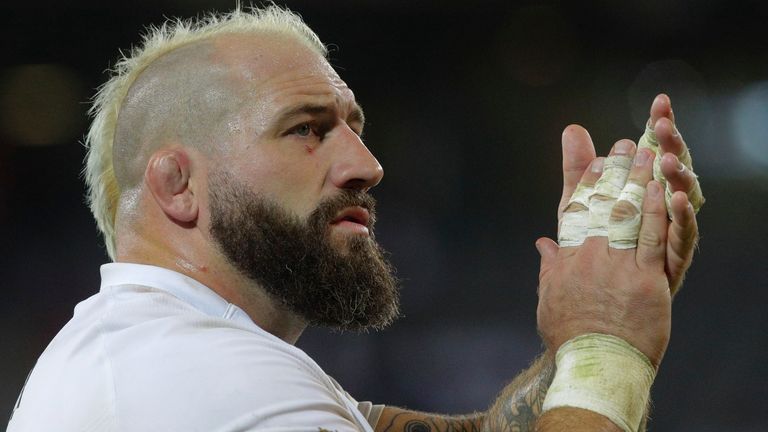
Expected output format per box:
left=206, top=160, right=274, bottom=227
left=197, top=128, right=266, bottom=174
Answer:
left=145, top=150, right=199, bottom=223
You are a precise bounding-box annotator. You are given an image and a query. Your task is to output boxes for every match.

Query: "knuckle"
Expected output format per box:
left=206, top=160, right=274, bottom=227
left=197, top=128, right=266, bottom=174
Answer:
left=610, top=200, right=639, bottom=222
left=643, top=202, right=666, bottom=217
left=564, top=202, right=587, bottom=213
left=638, top=229, right=663, bottom=250
left=633, top=278, right=661, bottom=298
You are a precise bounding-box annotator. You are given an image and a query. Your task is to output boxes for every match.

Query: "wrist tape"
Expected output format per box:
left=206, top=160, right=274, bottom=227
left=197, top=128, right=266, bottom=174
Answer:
left=542, top=334, right=656, bottom=432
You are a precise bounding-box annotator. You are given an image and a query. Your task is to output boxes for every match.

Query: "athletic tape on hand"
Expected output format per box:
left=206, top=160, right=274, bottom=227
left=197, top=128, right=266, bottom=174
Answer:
left=558, top=155, right=633, bottom=247
left=608, top=182, right=646, bottom=249
left=559, top=120, right=706, bottom=248
left=542, top=333, right=656, bottom=432
left=587, top=155, right=632, bottom=238
left=559, top=183, right=593, bottom=247
left=636, top=121, right=705, bottom=217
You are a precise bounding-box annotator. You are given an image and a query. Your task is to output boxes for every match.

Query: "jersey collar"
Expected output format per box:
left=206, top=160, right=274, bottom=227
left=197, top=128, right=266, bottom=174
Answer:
left=99, top=262, right=254, bottom=325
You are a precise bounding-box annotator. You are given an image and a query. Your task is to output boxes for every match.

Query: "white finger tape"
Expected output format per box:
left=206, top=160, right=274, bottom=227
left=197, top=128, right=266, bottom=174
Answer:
left=559, top=183, right=593, bottom=247
left=608, top=182, right=646, bottom=249
left=588, top=155, right=632, bottom=237
left=637, top=122, right=704, bottom=216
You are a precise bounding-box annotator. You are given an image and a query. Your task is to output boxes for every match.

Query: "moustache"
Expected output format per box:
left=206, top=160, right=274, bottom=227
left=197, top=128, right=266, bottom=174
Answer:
left=309, top=190, right=377, bottom=230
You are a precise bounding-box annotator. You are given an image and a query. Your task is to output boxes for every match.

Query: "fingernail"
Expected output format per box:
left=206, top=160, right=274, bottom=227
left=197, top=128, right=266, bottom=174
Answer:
left=615, top=140, right=633, bottom=155
left=671, top=124, right=680, bottom=137
left=649, top=181, right=661, bottom=198
left=591, top=158, right=605, bottom=173
left=677, top=160, right=685, bottom=172
left=535, top=241, right=544, bottom=256
left=634, top=149, right=651, bottom=167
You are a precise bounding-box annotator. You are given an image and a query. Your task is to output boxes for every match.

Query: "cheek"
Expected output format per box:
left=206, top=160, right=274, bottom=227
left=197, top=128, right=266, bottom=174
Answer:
left=235, top=148, right=327, bottom=215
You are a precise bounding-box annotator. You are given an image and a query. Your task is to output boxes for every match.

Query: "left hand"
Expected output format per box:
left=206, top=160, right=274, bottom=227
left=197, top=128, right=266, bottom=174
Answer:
left=645, top=94, right=700, bottom=294
left=556, top=94, right=700, bottom=294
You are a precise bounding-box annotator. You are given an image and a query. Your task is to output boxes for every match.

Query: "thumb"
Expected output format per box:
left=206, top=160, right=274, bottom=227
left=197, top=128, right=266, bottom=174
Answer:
left=535, top=237, right=559, bottom=276
left=559, top=125, right=597, bottom=220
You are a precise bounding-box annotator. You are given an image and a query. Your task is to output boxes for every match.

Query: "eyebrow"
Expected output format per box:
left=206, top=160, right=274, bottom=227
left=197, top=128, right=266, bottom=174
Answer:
left=275, top=102, right=365, bottom=127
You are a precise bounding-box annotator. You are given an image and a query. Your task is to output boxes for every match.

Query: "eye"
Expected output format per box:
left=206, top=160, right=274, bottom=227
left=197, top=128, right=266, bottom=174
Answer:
left=294, top=123, right=312, bottom=137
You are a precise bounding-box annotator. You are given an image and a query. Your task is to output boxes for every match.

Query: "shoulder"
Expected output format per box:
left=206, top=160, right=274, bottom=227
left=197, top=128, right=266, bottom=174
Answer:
left=101, top=289, right=365, bottom=431
left=11, top=284, right=370, bottom=432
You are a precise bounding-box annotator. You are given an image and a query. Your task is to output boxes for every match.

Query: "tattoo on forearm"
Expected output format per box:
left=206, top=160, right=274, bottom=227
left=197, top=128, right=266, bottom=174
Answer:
left=377, top=356, right=555, bottom=432
left=378, top=353, right=651, bottom=432
left=497, top=378, right=545, bottom=431
left=482, top=356, right=555, bottom=432
left=404, top=420, right=430, bottom=432
left=380, top=413, right=483, bottom=432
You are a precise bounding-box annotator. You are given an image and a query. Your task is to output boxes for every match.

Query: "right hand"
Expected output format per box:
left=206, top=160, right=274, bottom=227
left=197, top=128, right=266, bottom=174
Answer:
left=537, top=137, right=673, bottom=368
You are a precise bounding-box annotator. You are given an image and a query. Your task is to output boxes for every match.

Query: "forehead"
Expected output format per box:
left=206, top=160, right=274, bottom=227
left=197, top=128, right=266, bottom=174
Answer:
left=211, top=33, right=357, bottom=113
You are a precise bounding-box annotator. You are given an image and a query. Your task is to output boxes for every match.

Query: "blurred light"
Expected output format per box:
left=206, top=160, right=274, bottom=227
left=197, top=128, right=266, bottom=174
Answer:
left=731, top=81, right=768, bottom=173
left=0, top=64, right=84, bottom=147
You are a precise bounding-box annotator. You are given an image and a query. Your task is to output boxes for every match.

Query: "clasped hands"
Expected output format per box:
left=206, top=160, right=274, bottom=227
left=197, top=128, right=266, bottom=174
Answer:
left=536, top=94, right=702, bottom=368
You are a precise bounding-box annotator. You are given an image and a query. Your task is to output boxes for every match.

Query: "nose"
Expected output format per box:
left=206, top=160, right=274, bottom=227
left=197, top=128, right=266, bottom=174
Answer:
left=328, top=126, right=384, bottom=191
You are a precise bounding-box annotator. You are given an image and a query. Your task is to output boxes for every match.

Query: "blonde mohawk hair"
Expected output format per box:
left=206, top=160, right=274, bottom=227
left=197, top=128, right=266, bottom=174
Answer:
left=84, top=5, right=327, bottom=259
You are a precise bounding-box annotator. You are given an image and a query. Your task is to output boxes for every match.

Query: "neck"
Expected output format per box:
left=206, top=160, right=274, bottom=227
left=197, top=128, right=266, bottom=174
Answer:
left=116, top=233, right=307, bottom=344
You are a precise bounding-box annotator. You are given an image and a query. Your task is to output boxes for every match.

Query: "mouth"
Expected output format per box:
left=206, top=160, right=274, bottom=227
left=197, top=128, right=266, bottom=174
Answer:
left=331, top=206, right=370, bottom=226
left=330, top=206, right=371, bottom=235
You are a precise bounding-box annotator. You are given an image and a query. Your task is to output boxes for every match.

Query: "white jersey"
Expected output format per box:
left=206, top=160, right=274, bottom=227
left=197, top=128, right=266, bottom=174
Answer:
left=7, top=263, right=382, bottom=432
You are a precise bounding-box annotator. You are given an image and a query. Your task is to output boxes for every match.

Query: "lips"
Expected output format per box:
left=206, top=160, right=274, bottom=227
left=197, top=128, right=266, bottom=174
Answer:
left=331, top=206, right=370, bottom=227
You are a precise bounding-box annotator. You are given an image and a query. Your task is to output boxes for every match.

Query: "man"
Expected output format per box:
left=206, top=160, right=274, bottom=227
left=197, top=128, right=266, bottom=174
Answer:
left=7, top=6, right=700, bottom=432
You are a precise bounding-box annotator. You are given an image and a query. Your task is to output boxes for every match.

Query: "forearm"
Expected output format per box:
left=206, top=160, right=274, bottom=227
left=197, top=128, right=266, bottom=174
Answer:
left=480, top=348, right=650, bottom=432
left=536, top=407, right=621, bottom=431
left=482, top=353, right=554, bottom=432
left=375, top=350, right=650, bottom=432
left=375, top=407, right=483, bottom=432
left=375, top=354, right=553, bottom=432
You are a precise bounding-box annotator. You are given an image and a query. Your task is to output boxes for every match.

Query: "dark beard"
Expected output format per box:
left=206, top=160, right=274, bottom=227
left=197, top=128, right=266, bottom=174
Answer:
left=208, top=173, right=400, bottom=332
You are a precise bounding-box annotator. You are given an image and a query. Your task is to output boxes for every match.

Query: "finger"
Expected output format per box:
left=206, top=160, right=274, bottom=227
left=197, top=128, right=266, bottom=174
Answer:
left=587, top=139, right=636, bottom=239
left=536, top=237, right=560, bottom=282
left=654, top=117, right=687, bottom=163
left=608, top=149, right=655, bottom=249
left=636, top=181, right=668, bottom=270
left=649, top=93, right=675, bottom=127
left=660, top=153, right=704, bottom=214
left=659, top=152, right=696, bottom=193
left=558, top=125, right=597, bottom=221
left=666, top=191, right=698, bottom=296
left=558, top=157, right=604, bottom=247
left=658, top=133, right=705, bottom=213
left=639, top=94, right=676, bottom=186
left=639, top=97, right=706, bottom=215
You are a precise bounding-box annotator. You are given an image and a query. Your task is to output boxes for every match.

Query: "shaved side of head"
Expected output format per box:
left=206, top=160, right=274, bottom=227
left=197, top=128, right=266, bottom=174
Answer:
left=85, top=6, right=328, bottom=259
left=112, top=40, right=237, bottom=191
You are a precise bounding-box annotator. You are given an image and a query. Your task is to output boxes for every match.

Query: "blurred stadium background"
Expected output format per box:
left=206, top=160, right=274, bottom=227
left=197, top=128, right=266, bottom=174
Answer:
left=1, top=1, right=767, bottom=430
